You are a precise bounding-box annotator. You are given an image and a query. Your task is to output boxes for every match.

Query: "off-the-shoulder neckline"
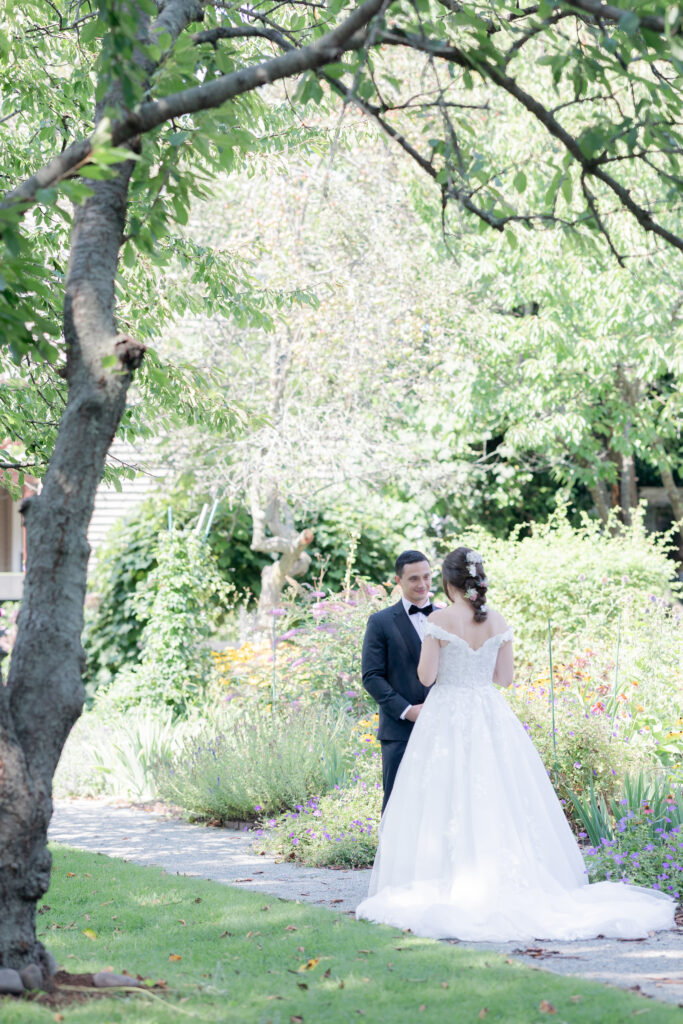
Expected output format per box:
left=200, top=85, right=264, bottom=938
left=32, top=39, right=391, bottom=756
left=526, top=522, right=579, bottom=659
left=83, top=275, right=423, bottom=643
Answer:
left=424, top=623, right=513, bottom=653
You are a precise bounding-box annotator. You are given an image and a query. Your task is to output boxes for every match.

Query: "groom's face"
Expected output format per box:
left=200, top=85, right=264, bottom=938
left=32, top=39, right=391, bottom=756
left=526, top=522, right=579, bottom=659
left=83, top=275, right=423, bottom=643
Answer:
left=396, top=560, right=432, bottom=605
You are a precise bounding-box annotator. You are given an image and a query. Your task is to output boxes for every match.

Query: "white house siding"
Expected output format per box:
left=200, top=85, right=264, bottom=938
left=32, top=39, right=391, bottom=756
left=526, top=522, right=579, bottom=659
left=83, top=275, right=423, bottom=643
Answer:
left=0, top=484, right=31, bottom=600
left=86, top=441, right=165, bottom=563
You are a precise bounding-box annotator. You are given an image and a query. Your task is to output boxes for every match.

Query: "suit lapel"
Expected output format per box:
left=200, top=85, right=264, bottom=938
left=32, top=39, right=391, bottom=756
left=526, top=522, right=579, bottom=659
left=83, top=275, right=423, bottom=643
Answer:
left=392, top=600, right=421, bottom=665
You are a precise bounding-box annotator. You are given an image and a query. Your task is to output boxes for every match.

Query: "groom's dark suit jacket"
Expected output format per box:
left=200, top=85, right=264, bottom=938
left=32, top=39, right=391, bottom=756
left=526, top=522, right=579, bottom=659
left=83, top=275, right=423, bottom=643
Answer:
left=361, top=601, right=431, bottom=742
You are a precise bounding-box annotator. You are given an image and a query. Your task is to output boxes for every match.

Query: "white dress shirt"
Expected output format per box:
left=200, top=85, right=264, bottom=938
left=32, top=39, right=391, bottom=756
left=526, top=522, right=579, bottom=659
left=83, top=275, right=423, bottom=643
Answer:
left=399, top=596, right=432, bottom=719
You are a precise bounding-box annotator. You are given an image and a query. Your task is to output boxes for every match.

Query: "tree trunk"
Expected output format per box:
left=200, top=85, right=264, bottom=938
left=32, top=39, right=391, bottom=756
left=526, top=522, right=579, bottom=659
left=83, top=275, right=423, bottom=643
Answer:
left=250, top=486, right=313, bottom=631
left=258, top=534, right=314, bottom=626
left=619, top=448, right=638, bottom=526
left=659, top=463, right=683, bottom=563
left=0, top=1, right=213, bottom=977
left=588, top=479, right=612, bottom=525
left=0, top=167, right=139, bottom=975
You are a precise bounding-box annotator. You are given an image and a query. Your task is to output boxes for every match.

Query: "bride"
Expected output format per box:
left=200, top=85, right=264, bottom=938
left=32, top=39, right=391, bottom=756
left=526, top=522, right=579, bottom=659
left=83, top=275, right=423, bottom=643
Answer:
left=356, top=547, right=675, bottom=941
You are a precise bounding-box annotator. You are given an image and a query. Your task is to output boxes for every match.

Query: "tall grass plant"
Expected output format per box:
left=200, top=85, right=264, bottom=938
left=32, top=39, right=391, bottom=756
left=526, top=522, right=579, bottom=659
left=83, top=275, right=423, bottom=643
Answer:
left=151, top=705, right=354, bottom=821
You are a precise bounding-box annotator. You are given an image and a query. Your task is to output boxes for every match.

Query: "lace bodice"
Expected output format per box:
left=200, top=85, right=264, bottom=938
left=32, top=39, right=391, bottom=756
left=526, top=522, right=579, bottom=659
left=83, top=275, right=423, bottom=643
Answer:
left=423, top=622, right=513, bottom=690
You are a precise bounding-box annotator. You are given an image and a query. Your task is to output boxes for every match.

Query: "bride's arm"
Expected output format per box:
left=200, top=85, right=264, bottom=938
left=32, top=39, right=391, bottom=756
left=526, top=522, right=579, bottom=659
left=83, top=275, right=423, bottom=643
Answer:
left=493, top=639, right=514, bottom=687
left=417, top=635, right=440, bottom=686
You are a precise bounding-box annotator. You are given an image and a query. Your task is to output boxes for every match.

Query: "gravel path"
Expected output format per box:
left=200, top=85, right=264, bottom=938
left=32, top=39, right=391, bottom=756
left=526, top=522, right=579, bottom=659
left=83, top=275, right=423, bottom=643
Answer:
left=49, top=799, right=683, bottom=1007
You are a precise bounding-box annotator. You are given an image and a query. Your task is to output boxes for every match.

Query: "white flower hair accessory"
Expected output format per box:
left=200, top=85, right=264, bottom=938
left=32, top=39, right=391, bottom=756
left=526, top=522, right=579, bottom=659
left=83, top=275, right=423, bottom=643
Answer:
left=466, top=587, right=478, bottom=601
left=466, top=549, right=483, bottom=577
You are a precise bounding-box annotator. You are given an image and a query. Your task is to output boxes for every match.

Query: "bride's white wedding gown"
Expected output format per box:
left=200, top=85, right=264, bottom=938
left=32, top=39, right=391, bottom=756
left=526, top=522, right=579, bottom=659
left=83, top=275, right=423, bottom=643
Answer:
left=356, top=623, right=675, bottom=941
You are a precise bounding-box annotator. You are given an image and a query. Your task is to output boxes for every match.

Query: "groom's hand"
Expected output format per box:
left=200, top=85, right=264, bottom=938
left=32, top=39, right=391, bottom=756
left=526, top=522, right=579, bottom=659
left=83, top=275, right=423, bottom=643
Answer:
left=404, top=704, right=423, bottom=722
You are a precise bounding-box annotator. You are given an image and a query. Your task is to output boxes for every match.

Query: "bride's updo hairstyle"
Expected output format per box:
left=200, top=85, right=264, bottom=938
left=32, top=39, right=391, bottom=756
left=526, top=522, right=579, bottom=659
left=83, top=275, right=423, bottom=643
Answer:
left=442, top=547, right=489, bottom=623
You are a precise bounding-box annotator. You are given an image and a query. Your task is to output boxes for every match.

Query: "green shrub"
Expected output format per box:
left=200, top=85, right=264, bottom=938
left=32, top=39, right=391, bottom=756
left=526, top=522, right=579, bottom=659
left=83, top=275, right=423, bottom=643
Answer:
left=151, top=705, right=354, bottom=821
left=584, top=816, right=683, bottom=901
left=54, top=708, right=181, bottom=801
left=515, top=692, right=654, bottom=807
left=83, top=493, right=404, bottom=695
left=568, top=769, right=683, bottom=847
left=94, top=526, right=232, bottom=717
left=443, top=506, right=680, bottom=674
left=254, top=780, right=381, bottom=869
left=253, top=716, right=383, bottom=868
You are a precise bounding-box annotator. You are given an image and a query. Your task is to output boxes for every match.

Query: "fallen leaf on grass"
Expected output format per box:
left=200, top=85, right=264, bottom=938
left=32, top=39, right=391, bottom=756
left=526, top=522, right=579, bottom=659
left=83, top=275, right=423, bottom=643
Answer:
left=441, top=982, right=449, bottom=989
left=357, top=949, right=373, bottom=954
left=297, top=982, right=308, bottom=990
left=478, top=1010, right=488, bottom=1020
left=539, top=1000, right=557, bottom=1014
left=53, top=1015, right=64, bottom=1022
left=178, top=919, right=186, bottom=926
left=298, top=958, right=320, bottom=972
left=246, top=931, right=261, bottom=939
left=419, top=1004, right=426, bottom=1012
left=194, top=897, right=202, bottom=903
left=297, top=946, right=305, bottom=953
left=66, top=873, right=76, bottom=878
left=290, top=1016, right=304, bottom=1023
left=266, top=995, right=284, bottom=1001
left=100, top=900, right=114, bottom=907
left=323, top=968, right=331, bottom=978
left=219, top=931, right=233, bottom=939
left=330, top=899, right=344, bottom=904
left=169, top=954, right=182, bottom=962
left=285, top=925, right=298, bottom=932
left=570, top=995, right=582, bottom=1003
left=82, top=929, right=97, bottom=941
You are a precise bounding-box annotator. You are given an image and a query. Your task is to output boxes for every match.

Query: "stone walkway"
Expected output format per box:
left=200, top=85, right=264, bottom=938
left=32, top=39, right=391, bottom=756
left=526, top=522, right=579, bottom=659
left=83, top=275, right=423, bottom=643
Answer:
left=49, top=799, right=683, bottom=1007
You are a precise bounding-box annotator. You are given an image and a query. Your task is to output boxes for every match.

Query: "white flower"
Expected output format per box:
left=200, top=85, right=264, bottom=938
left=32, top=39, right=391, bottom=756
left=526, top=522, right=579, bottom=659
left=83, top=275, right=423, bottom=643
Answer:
left=480, top=603, right=488, bottom=613
left=468, top=564, right=477, bottom=576
left=466, top=549, right=483, bottom=564
left=466, top=587, right=478, bottom=601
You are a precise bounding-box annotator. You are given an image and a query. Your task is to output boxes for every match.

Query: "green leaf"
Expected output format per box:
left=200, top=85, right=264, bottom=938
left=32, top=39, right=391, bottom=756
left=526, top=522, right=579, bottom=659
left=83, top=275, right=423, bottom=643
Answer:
left=79, top=18, right=102, bottom=45
left=323, top=63, right=349, bottom=80
left=79, top=165, right=117, bottom=180
left=618, top=11, right=640, bottom=35
left=505, top=228, right=518, bottom=249
left=513, top=170, right=527, bottom=193
left=561, top=174, right=573, bottom=204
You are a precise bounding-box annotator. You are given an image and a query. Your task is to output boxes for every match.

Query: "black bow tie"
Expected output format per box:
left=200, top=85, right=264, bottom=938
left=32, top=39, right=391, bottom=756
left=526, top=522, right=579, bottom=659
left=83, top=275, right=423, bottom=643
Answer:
left=408, top=603, right=433, bottom=616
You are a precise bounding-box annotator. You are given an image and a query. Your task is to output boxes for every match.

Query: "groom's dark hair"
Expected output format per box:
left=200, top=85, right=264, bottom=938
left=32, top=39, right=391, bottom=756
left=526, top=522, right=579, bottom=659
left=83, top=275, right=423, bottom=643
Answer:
left=395, top=550, right=429, bottom=577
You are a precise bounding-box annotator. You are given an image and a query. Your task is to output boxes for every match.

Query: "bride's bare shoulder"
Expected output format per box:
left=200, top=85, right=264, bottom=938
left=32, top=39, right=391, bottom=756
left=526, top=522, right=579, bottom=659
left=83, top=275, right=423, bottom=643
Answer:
left=426, top=606, right=452, bottom=627
left=486, top=607, right=509, bottom=631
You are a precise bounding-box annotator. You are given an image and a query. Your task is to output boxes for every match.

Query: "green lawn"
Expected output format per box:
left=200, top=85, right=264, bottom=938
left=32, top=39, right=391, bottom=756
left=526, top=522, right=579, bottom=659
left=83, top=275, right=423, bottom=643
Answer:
left=6, top=845, right=678, bottom=1023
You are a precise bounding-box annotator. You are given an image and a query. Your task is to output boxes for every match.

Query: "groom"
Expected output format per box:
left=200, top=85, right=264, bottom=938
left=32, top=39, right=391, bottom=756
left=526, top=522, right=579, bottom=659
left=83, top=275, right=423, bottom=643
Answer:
left=362, top=550, right=433, bottom=812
